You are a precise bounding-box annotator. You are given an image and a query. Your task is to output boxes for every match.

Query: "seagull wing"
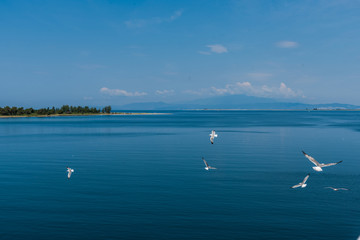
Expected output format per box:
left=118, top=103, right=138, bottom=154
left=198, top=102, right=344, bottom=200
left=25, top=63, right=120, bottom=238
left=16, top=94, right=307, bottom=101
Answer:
left=320, top=160, right=342, bottom=167
left=67, top=171, right=72, bottom=179
left=338, top=188, right=349, bottom=191
left=291, top=184, right=302, bottom=188
left=325, top=187, right=335, bottom=190
left=302, top=151, right=320, bottom=166
left=202, top=158, right=209, bottom=167
left=209, top=166, right=217, bottom=169
left=301, top=174, right=310, bottom=184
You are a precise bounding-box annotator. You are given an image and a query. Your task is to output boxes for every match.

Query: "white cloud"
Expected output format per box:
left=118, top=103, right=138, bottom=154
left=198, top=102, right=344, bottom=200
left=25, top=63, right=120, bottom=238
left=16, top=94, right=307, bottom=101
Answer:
left=155, top=89, right=175, bottom=95
left=206, top=44, right=228, bottom=54
left=210, top=82, right=252, bottom=95
left=186, top=82, right=304, bottom=99
left=276, top=41, right=299, bottom=48
left=125, top=10, right=183, bottom=28
left=279, top=82, right=297, bottom=97
left=100, top=87, right=147, bottom=97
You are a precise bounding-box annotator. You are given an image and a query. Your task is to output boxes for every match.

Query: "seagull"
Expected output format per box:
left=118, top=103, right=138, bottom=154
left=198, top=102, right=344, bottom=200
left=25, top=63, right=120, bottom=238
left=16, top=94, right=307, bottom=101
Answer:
left=291, top=173, right=310, bottom=188
left=202, top=157, right=216, bottom=170
left=325, top=187, right=349, bottom=191
left=66, top=167, right=74, bottom=179
left=302, top=151, right=342, bottom=172
left=209, top=130, right=218, bottom=144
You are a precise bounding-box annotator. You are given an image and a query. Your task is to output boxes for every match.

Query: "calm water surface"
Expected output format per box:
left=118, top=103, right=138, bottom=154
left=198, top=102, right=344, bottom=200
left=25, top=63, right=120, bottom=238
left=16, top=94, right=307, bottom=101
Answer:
left=0, top=111, right=359, bottom=239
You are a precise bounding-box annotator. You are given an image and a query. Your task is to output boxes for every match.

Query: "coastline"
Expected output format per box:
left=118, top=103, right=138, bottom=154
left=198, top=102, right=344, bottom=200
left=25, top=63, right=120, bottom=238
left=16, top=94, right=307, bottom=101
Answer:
left=0, top=112, right=169, bottom=118
left=2, top=108, right=359, bottom=118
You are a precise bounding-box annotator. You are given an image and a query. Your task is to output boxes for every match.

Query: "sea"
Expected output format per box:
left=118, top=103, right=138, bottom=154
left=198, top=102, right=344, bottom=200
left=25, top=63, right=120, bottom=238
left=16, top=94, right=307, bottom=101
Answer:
left=0, top=110, right=359, bottom=240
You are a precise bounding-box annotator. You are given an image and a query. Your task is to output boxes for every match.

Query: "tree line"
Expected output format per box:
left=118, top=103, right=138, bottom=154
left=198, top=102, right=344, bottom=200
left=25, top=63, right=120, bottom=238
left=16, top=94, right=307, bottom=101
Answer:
left=0, top=105, right=112, bottom=116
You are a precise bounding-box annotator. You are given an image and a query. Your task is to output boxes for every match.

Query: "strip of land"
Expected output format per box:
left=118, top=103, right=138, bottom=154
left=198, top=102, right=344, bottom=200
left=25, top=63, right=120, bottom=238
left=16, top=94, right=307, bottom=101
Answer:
left=0, top=105, right=168, bottom=118
left=0, top=112, right=167, bottom=118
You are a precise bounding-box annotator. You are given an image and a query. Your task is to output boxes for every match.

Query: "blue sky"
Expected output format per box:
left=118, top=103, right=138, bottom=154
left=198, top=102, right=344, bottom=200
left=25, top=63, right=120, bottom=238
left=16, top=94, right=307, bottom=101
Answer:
left=1, top=0, right=359, bottom=107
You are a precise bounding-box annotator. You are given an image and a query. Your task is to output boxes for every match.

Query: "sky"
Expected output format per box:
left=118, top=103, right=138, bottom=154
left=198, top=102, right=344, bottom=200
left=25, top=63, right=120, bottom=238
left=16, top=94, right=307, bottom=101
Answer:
left=1, top=0, right=360, bottom=107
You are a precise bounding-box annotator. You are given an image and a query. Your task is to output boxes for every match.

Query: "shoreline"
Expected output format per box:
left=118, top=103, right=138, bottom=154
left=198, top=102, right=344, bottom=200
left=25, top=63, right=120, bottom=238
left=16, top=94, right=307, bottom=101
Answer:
left=0, top=112, right=169, bottom=118
left=1, top=109, right=359, bottom=118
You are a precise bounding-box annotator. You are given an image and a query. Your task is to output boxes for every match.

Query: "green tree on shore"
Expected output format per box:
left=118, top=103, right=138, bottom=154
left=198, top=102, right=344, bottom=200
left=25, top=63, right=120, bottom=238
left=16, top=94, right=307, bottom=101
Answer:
left=103, top=105, right=111, bottom=114
left=0, top=105, right=111, bottom=116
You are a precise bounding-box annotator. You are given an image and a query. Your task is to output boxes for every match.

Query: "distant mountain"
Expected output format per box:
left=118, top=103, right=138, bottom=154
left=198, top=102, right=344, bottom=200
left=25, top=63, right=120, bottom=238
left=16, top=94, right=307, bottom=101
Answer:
left=116, top=95, right=360, bottom=110
left=116, top=101, right=173, bottom=110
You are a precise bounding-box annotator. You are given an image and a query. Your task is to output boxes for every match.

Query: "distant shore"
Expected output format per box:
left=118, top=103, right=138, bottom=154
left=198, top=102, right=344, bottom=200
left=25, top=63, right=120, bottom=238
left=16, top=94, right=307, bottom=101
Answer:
left=0, top=112, right=168, bottom=118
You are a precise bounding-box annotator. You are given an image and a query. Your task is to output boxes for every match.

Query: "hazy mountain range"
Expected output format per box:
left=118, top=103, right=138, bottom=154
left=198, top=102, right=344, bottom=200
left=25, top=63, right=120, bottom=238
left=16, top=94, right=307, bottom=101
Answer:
left=115, top=95, right=359, bottom=110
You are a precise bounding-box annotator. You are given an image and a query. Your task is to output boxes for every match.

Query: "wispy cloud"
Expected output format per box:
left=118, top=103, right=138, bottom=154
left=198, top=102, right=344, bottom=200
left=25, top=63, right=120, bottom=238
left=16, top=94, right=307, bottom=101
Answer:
left=276, top=41, right=299, bottom=48
left=155, top=89, right=175, bottom=95
left=125, top=9, right=183, bottom=28
left=100, top=87, right=147, bottom=97
left=169, top=10, right=183, bottom=21
left=198, top=51, right=212, bottom=55
left=199, top=44, right=228, bottom=55
left=207, top=44, right=228, bottom=53
left=186, top=82, right=304, bottom=99
left=210, top=82, right=252, bottom=95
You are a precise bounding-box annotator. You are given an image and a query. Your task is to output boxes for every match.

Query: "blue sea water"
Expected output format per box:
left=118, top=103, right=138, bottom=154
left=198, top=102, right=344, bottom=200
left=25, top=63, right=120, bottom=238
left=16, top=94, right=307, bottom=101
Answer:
left=0, top=110, right=359, bottom=240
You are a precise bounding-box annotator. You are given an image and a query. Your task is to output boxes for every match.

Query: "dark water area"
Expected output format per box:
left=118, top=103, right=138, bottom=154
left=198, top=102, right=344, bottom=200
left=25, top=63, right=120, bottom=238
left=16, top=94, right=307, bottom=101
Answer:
left=0, top=111, right=359, bottom=239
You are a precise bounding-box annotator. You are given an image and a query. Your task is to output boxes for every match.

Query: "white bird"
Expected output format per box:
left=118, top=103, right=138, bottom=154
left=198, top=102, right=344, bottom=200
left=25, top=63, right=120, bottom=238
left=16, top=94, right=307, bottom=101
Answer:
left=291, top=173, right=310, bottom=188
left=202, top=157, right=216, bottom=170
left=209, top=130, right=218, bottom=144
left=325, top=187, right=349, bottom=191
left=302, top=151, right=342, bottom=172
left=67, top=167, right=74, bottom=179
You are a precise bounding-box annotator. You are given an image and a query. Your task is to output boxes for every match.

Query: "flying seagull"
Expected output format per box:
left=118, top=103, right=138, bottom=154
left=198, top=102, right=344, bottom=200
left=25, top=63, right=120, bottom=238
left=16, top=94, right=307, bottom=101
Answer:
left=302, top=151, right=342, bottom=172
left=67, top=167, right=74, bottom=179
left=325, top=187, right=349, bottom=191
left=209, top=130, right=218, bottom=144
left=202, top=157, right=216, bottom=170
left=291, top=173, right=310, bottom=188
